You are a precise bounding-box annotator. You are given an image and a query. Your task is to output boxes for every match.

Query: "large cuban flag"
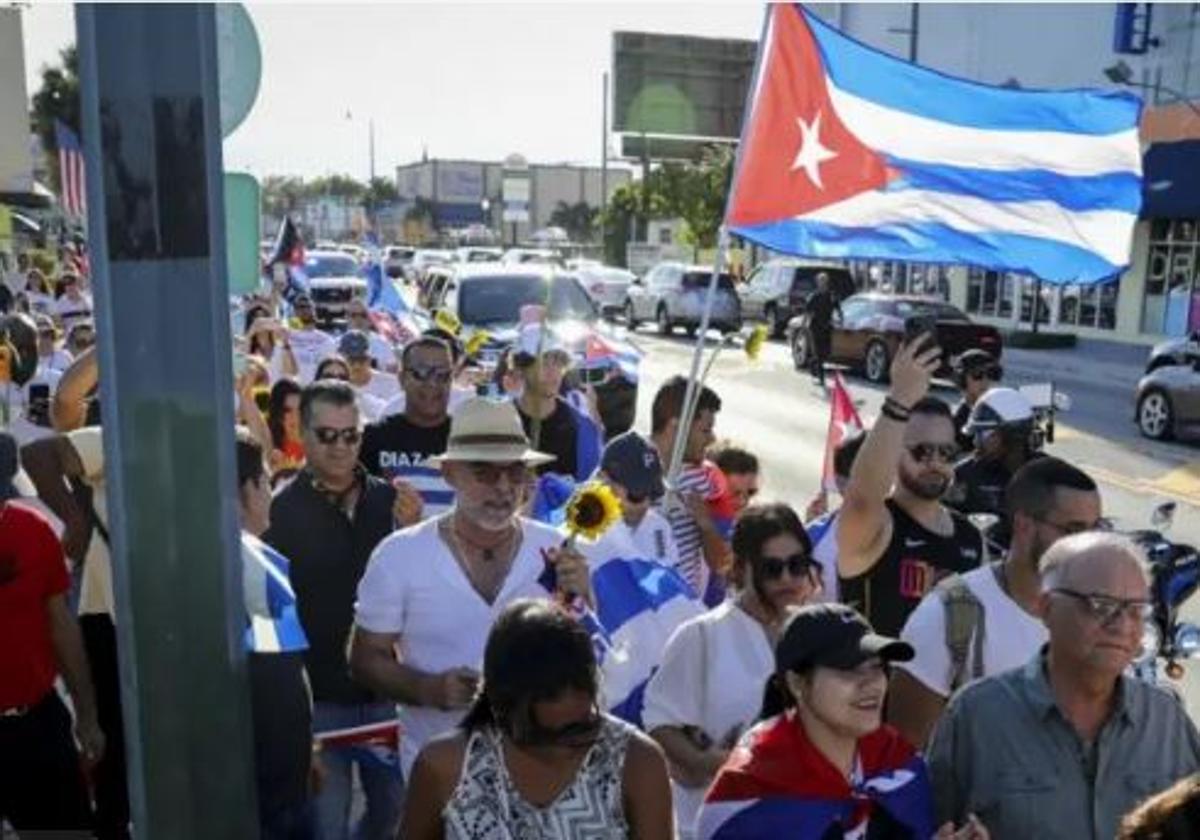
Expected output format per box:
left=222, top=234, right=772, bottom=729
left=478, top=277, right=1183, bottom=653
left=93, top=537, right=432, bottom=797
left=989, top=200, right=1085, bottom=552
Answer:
left=726, top=4, right=1143, bottom=284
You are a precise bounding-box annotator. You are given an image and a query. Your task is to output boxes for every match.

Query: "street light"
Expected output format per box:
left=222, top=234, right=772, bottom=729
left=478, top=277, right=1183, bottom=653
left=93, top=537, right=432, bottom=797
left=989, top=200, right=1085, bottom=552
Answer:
left=1104, top=60, right=1200, bottom=119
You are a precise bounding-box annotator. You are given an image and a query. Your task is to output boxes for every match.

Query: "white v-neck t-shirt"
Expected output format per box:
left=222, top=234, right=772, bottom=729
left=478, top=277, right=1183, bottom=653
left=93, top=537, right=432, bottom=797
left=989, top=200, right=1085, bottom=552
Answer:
left=354, top=514, right=562, bottom=777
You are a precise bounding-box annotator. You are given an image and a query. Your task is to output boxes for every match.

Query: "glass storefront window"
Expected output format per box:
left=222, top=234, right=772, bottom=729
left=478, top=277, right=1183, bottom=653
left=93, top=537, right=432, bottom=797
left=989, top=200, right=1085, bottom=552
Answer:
left=1141, top=217, right=1200, bottom=336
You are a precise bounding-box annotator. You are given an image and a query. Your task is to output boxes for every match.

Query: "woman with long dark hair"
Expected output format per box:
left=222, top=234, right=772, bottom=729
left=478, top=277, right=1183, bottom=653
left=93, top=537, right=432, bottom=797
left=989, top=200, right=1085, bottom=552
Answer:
left=698, top=604, right=987, bottom=839
left=401, top=599, right=672, bottom=839
left=244, top=303, right=297, bottom=380
left=643, top=503, right=823, bottom=838
left=267, top=377, right=304, bottom=479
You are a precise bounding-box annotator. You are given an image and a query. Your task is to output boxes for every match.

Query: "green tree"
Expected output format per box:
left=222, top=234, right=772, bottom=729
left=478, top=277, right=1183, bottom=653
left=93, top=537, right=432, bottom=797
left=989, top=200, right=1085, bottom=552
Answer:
left=29, top=46, right=81, bottom=191
left=305, top=174, right=366, bottom=201
left=598, top=182, right=669, bottom=266
left=365, top=176, right=399, bottom=208
left=261, top=175, right=306, bottom=217
left=650, top=144, right=733, bottom=256
left=548, top=200, right=598, bottom=243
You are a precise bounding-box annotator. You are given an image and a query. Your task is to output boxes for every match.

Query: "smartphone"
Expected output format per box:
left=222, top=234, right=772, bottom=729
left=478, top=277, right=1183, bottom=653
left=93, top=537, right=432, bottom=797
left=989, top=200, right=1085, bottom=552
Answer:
left=904, top=313, right=939, bottom=352
left=232, top=350, right=248, bottom=379
left=581, top=366, right=609, bottom=386
left=27, top=383, right=51, bottom=427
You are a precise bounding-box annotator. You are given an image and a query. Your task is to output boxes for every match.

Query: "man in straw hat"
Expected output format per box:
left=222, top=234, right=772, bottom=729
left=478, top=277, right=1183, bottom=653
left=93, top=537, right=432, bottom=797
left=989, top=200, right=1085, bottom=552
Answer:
left=349, top=396, right=593, bottom=778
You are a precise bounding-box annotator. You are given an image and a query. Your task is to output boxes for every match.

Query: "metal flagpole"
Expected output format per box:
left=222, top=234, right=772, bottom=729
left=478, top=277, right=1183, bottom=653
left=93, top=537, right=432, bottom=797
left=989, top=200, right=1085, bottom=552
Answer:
left=663, top=5, right=774, bottom=495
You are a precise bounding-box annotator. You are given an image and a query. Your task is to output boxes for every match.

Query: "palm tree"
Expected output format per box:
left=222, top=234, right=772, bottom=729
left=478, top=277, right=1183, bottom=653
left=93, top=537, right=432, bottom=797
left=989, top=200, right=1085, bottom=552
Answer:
left=549, top=201, right=598, bottom=243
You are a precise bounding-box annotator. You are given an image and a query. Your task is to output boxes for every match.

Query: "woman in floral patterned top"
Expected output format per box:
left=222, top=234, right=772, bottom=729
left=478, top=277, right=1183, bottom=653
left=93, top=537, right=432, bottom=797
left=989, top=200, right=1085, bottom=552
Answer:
left=401, top=598, right=674, bottom=839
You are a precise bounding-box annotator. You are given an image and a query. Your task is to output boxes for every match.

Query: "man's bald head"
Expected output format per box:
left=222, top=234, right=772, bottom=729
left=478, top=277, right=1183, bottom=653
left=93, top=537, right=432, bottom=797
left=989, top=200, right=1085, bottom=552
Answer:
left=1039, top=531, right=1149, bottom=592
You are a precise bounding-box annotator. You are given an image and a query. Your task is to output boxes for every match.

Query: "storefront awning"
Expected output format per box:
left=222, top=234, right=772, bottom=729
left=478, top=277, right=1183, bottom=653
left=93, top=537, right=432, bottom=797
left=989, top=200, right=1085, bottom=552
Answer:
left=1142, top=140, right=1200, bottom=219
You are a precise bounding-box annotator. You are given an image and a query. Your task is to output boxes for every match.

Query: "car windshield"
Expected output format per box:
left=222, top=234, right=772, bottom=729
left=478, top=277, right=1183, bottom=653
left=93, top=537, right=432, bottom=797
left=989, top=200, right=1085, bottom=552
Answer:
left=458, top=275, right=597, bottom=325
left=893, top=300, right=970, bottom=321
left=304, top=255, right=359, bottom=278
left=682, top=271, right=736, bottom=291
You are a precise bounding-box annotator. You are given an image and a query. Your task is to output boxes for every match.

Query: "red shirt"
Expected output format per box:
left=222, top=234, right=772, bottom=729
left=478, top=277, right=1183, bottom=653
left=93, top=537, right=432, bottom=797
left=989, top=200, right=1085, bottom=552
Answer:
left=0, top=501, right=71, bottom=707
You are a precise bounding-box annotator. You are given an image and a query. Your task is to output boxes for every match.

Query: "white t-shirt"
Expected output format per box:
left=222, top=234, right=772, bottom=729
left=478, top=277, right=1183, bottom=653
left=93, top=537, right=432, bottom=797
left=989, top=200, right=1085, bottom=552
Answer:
left=382, top=385, right=475, bottom=419
left=897, top=564, right=1047, bottom=698
left=40, top=349, right=74, bottom=373
left=583, top=508, right=680, bottom=570
left=360, top=368, right=400, bottom=402
left=355, top=388, right=386, bottom=423
left=354, top=515, right=563, bottom=778
left=69, top=427, right=114, bottom=617
left=286, top=328, right=338, bottom=382
left=366, top=332, right=397, bottom=373
left=643, top=600, right=775, bottom=838
left=55, top=292, right=93, bottom=327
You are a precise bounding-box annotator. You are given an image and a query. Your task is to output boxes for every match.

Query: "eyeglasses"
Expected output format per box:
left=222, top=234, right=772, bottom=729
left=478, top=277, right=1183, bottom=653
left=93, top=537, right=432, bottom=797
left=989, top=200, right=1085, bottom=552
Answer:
left=759, top=552, right=819, bottom=582
left=319, top=368, right=350, bottom=381
left=466, top=461, right=528, bottom=486
left=312, top=426, right=362, bottom=446
left=906, top=443, right=959, bottom=464
left=406, top=365, right=453, bottom=384
left=968, top=365, right=1003, bottom=381
left=1051, top=588, right=1154, bottom=626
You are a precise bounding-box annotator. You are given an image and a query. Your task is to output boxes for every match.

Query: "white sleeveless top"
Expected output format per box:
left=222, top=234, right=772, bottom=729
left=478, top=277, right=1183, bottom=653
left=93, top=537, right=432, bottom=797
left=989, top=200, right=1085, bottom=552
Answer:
left=443, top=716, right=632, bottom=839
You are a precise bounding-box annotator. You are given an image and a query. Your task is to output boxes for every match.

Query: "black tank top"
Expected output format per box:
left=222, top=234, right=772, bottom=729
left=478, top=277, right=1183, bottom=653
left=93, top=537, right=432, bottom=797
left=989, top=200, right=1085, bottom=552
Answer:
left=839, top=498, right=983, bottom=637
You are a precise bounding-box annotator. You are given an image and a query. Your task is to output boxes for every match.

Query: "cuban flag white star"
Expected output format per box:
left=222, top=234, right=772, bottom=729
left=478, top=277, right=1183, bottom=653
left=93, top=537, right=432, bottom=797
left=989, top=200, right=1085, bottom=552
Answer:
left=791, top=111, right=839, bottom=189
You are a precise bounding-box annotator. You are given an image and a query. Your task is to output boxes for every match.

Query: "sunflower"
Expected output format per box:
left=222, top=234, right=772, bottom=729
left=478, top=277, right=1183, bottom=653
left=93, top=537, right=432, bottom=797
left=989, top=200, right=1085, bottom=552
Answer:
left=464, top=330, right=491, bottom=358
left=434, top=309, right=462, bottom=336
left=565, top=481, right=622, bottom=542
left=745, top=324, right=769, bottom=361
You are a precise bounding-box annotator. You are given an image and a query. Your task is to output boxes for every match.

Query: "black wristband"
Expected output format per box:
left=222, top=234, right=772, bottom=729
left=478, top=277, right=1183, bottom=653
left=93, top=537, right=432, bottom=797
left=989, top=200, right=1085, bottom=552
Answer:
left=881, top=403, right=910, bottom=423
left=884, top=396, right=912, bottom=414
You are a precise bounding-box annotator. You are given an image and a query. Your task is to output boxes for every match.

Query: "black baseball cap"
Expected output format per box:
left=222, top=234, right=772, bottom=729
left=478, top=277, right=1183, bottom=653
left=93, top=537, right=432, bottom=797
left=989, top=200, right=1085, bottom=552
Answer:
left=776, top=603, right=913, bottom=674
left=955, top=349, right=997, bottom=374
left=600, top=431, right=664, bottom=500
left=338, top=330, right=371, bottom=360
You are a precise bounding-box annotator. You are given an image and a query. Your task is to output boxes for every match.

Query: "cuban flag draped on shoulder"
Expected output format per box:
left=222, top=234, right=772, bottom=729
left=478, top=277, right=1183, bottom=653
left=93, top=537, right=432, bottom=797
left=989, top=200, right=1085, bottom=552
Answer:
left=241, top=533, right=309, bottom=654
left=726, top=4, right=1143, bottom=284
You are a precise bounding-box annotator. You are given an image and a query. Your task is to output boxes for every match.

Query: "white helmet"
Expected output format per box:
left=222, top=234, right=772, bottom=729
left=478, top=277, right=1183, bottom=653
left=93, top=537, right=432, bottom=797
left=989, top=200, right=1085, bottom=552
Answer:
left=963, top=387, right=1034, bottom=435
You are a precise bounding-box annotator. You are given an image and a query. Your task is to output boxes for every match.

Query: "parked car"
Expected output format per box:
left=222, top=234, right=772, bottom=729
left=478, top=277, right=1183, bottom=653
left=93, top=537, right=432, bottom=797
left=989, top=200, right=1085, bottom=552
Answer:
left=575, top=266, right=636, bottom=319
left=1145, top=332, right=1200, bottom=373
left=407, top=248, right=455, bottom=282
left=739, top=259, right=857, bottom=337
left=786, top=293, right=1003, bottom=383
left=1135, top=360, right=1200, bottom=440
left=455, top=246, right=503, bottom=264
left=302, top=250, right=368, bottom=324
left=501, top=247, right=562, bottom=266
left=384, top=246, right=416, bottom=278
left=623, top=262, right=742, bottom=336
left=422, top=264, right=639, bottom=438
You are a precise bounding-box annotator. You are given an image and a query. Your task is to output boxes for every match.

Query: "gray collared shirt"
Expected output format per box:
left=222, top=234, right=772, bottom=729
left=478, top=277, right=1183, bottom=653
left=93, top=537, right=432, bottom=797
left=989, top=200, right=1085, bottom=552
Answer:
left=928, top=650, right=1200, bottom=840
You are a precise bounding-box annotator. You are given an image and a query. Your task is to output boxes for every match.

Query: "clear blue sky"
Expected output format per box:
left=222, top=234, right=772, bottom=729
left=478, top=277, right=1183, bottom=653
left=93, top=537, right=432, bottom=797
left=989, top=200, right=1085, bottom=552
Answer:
left=22, top=2, right=763, bottom=181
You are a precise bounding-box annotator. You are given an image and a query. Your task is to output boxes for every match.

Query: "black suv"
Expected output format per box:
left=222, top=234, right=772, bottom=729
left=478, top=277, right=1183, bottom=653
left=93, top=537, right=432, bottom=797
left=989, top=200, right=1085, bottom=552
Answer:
left=738, top=260, right=857, bottom=337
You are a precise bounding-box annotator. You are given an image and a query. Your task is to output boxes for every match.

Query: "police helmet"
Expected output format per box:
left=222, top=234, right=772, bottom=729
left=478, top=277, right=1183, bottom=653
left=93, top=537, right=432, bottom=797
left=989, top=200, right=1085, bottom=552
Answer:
left=963, top=387, right=1034, bottom=436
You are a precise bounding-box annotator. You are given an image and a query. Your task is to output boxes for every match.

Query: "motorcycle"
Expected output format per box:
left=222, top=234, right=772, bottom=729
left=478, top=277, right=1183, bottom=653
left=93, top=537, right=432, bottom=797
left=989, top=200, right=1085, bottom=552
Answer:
left=1127, top=502, right=1200, bottom=688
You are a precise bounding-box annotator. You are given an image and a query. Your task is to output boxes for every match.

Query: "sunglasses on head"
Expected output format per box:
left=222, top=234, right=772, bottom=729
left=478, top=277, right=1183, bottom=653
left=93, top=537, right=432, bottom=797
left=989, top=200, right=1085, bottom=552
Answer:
left=319, top=368, right=350, bottom=381
left=406, top=365, right=452, bottom=384
left=466, top=461, right=528, bottom=486
left=759, top=552, right=818, bottom=581
left=968, top=365, right=1003, bottom=381
left=312, top=426, right=361, bottom=446
left=906, top=443, right=958, bottom=464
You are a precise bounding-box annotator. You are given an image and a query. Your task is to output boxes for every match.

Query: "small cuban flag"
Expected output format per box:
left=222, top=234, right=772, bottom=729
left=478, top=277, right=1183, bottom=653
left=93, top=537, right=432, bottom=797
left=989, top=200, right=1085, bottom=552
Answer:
left=726, top=4, right=1143, bottom=284
left=241, top=533, right=309, bottom=655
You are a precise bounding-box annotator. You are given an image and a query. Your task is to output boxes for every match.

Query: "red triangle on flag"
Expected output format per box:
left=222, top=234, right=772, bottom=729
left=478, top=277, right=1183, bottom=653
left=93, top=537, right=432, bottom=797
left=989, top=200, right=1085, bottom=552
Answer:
left=727, top=5, right=891, bottom=228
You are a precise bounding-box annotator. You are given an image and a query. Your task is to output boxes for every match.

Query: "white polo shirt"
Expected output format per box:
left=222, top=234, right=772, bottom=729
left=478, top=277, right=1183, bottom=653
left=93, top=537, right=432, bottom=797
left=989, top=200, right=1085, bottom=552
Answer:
left=354, top=515, right=562, bottom=777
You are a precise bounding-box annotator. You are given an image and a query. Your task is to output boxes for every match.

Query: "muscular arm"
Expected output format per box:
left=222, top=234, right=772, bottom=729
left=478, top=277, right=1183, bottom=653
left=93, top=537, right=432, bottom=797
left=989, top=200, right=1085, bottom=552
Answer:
left=21, top=435, right=88, bottom=566
left=347, top=626, right=441, bottom=708
left=52, top=346, right=98, bottom=432
left=623, top=732, right=675, bottom=840
left=887, top=668, right=948, bottom=751
left=47, top=593, right=100, bottom=728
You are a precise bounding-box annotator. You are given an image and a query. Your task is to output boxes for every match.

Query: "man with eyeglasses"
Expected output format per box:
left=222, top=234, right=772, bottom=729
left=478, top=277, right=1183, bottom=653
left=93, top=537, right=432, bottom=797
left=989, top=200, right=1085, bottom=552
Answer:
left=951, top=350, right=1002, bottom=454
left=359, top=336, right=456, bottom=524
left=348, top=397, right=592, bottom=780
left=264, top=381, right=403, bottom=839
left=889, top=456, right=1102, bottom=749
left=837, top=339, right=983, bottom=637
left=928, top=531, right=1200, bottom=840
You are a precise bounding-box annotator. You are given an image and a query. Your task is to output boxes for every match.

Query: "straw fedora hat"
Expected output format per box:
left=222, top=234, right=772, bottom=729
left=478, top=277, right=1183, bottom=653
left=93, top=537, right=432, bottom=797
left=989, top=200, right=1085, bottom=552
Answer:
left=430, top=397, right=555, bottom=466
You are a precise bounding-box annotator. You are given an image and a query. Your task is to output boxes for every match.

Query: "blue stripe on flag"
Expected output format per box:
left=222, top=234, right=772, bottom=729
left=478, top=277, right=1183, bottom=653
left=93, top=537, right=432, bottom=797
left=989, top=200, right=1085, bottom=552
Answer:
left=734, top=218, right=1120, bottom=283
left=593, top=558, right=696, bottom=635
left=609, top=678, right=650, bottom=727
left=801, top=5, right=1141, bottom=135
left=885, top=156, right=1143, bottom=214
left=700, top=798, right=849, bottom=839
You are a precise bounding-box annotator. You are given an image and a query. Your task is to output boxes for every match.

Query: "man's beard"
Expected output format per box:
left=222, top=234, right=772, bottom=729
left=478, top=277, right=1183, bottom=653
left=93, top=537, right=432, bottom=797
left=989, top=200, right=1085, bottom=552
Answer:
left=898, top=467, right=950, bottom=501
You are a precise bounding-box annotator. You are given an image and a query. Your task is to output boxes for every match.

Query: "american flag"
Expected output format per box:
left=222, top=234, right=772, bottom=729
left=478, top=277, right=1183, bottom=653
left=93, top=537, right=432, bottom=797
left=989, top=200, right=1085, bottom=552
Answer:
left=55, top=120, right=87, bottom=219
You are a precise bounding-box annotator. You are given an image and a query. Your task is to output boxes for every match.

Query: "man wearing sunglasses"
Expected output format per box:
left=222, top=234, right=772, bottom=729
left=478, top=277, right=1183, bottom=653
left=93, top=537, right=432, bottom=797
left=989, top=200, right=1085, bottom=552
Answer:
left=929, top=532, right=1200, bottom=840
left=264, top=381, right=404, bottom=839
left=360, top=336, right=456, bottom=523
left=285, top=294, right=337, bottom=383
left=838, top=339, right=983, bottom=638
left=890, top=456, right=1101, bottom=749
left=951, top=350, right=1001, bottom=454
left=349, top=397, right=592, bottom=781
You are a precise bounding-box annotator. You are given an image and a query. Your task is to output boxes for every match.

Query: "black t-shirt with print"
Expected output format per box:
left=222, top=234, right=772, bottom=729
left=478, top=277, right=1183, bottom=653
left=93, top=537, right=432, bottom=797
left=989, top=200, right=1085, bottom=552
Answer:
left=839, top=498, right=983, bottom=637
left=519, top=400, right=578, bottom=477
left=359, top=414, right=450, bottom=480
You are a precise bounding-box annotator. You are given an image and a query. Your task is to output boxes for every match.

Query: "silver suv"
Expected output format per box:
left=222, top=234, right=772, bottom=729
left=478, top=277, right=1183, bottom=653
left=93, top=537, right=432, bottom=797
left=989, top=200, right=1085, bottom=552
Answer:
left=623, top=262, right=742, bottom=336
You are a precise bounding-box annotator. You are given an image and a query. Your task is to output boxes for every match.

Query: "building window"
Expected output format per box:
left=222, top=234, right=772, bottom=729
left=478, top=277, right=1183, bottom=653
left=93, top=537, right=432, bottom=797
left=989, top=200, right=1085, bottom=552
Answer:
left=658, top=227, right=673, bottom=245
left=965, top=268, right=1016, bottom=318
left=1142, top=218, right=1200, bottom=336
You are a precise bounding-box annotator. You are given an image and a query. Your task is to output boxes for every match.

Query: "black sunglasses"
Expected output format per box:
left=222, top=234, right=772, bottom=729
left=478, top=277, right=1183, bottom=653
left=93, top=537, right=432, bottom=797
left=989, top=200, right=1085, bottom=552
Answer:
left=759, top=552, right=819, bottom=581
left=906, top=443, right=958, bottom=464
left=312, top=426, right=361, bottom=446
left=968, top=365, right=1003, bottom=381
left=406, top=365, right=452, bottom=384
left=515, top=707, right=603, bottom=747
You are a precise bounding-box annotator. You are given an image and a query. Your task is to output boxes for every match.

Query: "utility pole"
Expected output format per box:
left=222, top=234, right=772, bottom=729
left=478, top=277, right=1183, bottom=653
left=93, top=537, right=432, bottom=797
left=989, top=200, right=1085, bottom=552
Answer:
left=889, top=2, right=921, bottom=63
left=601, top=71, right=609, bottom=233
left=76, top=5, right=256, bottom=836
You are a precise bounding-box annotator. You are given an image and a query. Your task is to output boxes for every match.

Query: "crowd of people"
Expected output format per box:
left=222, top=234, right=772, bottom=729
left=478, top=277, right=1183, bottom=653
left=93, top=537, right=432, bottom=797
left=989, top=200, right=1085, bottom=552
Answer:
left=4, top=245, right=1200, bottom=840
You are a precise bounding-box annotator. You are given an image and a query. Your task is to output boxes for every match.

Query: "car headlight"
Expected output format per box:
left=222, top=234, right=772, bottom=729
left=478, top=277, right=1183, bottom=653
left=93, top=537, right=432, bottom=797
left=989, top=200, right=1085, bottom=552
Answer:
left=1175, top=623, right=1200, bottom=659
left=1137, top=619, right=1161, bottom=665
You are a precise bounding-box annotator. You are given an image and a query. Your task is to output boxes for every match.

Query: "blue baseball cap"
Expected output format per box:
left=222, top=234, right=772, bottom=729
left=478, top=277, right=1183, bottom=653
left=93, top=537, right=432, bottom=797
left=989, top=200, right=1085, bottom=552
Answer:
left=600, top=431, right=664, bottom=500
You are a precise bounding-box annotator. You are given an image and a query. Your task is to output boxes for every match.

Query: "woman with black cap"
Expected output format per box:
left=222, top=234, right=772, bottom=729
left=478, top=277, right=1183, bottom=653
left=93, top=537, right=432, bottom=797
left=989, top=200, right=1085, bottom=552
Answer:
left=697, top=603, right=987, bottom=839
